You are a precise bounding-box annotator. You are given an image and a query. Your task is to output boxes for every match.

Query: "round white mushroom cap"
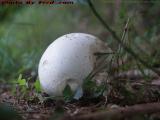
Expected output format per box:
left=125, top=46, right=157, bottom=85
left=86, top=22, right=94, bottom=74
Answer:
left=38, top=33, right=112, bottom=97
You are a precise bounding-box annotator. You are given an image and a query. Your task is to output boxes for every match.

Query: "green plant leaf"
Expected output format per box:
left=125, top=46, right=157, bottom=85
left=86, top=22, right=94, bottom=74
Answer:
left=83, top=79, right=106, bottom=98
left=17, top=79, right=26, bottom=86
left=17, top=74, right=22, bottom=81
left=34, top=79, right=41, bottom=92
left=94, top=84, right=106, bottom=97
left=83, top=79, right=96, bottom=92
left=17, top=74, right=27, bottom=86
left=63, top=84, right=74, bottom=102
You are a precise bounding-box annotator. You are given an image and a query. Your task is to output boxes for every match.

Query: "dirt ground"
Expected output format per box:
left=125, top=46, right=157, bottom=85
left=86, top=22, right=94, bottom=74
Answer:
left=0, top=81, right=160, bottom=120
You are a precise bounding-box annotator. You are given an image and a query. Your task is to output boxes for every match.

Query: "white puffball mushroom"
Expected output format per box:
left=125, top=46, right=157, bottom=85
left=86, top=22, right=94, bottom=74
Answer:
left=38, top=33, right=112, bottom=97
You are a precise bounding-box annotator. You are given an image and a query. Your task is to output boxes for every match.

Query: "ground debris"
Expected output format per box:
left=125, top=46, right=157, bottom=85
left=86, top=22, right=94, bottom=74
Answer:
left=0, top=81, right=160, bottom=120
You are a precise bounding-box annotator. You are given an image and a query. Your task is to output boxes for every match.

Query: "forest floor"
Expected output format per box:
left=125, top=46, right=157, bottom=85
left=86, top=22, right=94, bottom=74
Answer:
left=0, top=77, right=160, bottom=120
left=0, top=84, right=107, bottom=120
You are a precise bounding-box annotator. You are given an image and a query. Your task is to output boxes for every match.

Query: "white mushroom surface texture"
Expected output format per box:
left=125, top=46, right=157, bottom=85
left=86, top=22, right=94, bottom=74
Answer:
left=38, top=33, right=112, bottom=97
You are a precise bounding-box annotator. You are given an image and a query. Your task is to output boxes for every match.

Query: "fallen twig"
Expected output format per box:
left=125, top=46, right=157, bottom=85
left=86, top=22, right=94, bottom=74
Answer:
left=114, top=69, right=159, bottom=80
left=62, top=102, right=160, bottom=120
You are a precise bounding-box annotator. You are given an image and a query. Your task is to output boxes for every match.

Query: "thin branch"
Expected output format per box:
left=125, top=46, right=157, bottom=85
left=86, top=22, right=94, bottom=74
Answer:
left=62, top=102, right=160, bottom=120
left=118, top=17, right=130, bottom=52
left=114, top=69, right=159, bottom=80
left=87, top=0, right=160, bottom=76
left=116, top=17, right=130, bottom=73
